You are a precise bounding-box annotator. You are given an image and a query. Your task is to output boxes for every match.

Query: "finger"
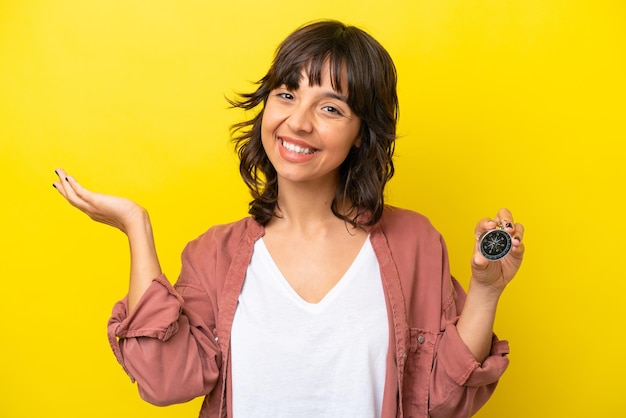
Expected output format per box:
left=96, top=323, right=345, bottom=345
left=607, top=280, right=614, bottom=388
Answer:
left=495, top=208, right=526, bottom=249
left=494, top=208, right=515, bottom=233
left=65, top=174, right=91, bottom=201
left=54, top=169, right=93, bottom=211
left=54, top=168, right=80, bottom=202
left=53, top=168, right=72, bottom=198
left=474, top=217, right=497, bottom=240
left=511, top=223, right=525, bottom=248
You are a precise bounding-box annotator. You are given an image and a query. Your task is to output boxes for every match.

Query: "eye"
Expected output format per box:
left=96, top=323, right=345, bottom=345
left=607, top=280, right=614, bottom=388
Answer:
left=277, top=92, right=294, bottom=100
left=322, top=105, right=343, bottom=116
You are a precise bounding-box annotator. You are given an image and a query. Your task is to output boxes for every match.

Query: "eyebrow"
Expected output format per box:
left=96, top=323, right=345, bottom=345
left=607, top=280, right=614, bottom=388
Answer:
left=323, top=91, right=349, bottom=103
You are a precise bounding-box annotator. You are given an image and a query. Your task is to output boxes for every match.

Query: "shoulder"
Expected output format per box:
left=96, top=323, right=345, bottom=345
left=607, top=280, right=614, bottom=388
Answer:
left=183, top=217, right=264, bottom=259
left=378, top=205, right=441, bottom=240
left=372, top=206, right=446, bottom=264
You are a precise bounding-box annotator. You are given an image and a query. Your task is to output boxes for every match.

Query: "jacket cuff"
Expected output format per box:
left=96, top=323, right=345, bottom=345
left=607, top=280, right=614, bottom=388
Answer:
left=107, top=275, right=184, bottom=380
left=439, top=323, right=510, bottom=387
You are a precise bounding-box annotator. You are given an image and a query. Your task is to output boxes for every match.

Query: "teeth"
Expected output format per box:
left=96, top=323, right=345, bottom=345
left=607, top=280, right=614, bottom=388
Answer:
left=282, top=139, right=315, bottom=155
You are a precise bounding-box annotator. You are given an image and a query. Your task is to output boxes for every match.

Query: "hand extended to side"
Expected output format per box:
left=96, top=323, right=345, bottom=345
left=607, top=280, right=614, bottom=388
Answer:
left=53, top=168, right=162, bottom=312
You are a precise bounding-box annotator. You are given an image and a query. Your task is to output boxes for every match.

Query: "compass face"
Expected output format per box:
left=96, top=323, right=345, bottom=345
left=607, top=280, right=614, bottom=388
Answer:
left=479, top=229, right=512, bottom=261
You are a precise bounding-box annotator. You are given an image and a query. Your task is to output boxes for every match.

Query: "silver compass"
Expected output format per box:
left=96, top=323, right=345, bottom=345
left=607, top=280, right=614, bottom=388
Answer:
left=478, top=224, right=512, bottom=261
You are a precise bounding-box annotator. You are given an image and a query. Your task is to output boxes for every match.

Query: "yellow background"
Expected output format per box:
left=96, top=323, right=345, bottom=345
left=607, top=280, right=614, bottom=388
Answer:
left=1, top=1, right=624, bottom=417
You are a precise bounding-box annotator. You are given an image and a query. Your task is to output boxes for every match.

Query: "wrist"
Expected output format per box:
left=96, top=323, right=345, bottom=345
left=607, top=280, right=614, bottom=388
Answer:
left=467, top=279, right=504, bottom=305
left=123, top=207, right=152, bottom=236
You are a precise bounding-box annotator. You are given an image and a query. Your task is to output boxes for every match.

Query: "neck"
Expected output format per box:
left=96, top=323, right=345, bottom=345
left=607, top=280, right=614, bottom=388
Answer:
left=268, top=179, right=354, bottom=235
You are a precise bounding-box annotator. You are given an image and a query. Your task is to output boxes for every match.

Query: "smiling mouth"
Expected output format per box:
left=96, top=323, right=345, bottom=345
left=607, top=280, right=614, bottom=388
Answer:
left=280, top=138, right=318, bottom=155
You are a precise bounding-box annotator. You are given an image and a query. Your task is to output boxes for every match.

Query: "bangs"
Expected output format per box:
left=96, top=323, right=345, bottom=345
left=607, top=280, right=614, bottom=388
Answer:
left=273, top=50, right=349, bottom=95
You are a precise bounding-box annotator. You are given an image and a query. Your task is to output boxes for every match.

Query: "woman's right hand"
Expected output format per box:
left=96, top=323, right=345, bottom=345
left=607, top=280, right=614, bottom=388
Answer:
left=53, top=168, right=145, bottom=234
left=53, top=168, right=162, bottom=311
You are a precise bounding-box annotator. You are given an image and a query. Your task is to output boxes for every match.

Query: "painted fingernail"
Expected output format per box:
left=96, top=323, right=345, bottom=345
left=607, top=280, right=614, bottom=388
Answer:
left=52, top=183, right=57, bottom=189
left=65, top=177, right=69, bottom=181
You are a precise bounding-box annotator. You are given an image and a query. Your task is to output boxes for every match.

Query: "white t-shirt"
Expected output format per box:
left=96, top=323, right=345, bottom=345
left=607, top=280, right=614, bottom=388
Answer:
left=231, top=236, right=389, bottom=418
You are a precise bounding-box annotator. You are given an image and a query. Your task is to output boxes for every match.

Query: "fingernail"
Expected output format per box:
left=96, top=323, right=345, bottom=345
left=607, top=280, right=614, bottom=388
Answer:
left=54, top=169, right=58, bottom=175
left=52, top=183, right=57, bottom=189
left=65, top=177, right=69, bottom=182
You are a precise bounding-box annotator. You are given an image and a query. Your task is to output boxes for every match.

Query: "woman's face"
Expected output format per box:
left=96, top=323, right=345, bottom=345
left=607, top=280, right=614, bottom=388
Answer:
left=261, top=62, right=361, bottom=189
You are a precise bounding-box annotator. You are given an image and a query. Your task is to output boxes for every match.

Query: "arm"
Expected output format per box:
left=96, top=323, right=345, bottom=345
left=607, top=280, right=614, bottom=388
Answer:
left=124, top=211, right=161, bottom=312
left=53, top=168, right=160, bottom=312
left=428, top=209, right=523, bottom=417
left=428, top=281, right=510, bottom=418
left=456, top=208, right=525, bottom=362
left=54, top=168, right=221, bottom=404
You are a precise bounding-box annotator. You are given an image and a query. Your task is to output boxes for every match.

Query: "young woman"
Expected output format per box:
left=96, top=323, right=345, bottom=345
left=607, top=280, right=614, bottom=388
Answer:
left=53, top=20, right=524, bottom=418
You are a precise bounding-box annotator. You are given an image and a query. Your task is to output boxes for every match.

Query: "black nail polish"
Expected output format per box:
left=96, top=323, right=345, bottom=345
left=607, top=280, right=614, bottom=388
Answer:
left=65, top=177, right=69, bottom=181
left=52, top=183, right=57, bottom=189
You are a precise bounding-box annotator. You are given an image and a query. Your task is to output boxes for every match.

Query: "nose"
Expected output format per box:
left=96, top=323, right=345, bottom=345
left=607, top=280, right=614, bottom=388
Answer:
left=285, top=102, right=313, bottom=133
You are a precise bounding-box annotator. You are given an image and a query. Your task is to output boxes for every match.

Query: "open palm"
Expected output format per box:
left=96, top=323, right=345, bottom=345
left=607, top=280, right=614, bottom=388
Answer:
left=53, top=168, right=145, bottom=234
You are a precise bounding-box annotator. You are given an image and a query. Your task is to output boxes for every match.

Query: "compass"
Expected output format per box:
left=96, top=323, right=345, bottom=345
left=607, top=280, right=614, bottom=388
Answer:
left=478, top=225, right=512, bottom=261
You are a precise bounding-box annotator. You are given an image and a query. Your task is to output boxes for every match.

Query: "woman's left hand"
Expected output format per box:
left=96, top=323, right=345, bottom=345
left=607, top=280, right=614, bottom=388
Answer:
left=471, top=208, right=525, bottom=292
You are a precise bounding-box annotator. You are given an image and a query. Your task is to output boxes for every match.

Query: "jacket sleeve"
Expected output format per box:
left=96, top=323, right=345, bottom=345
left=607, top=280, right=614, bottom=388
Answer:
left=107, top=242, right=222, bottom=406
left=429, top=278, right=510, bottom=417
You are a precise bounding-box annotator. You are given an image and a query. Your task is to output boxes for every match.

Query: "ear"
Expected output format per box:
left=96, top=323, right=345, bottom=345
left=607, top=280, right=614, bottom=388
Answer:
left=353, top=135, right=362, bottom=148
